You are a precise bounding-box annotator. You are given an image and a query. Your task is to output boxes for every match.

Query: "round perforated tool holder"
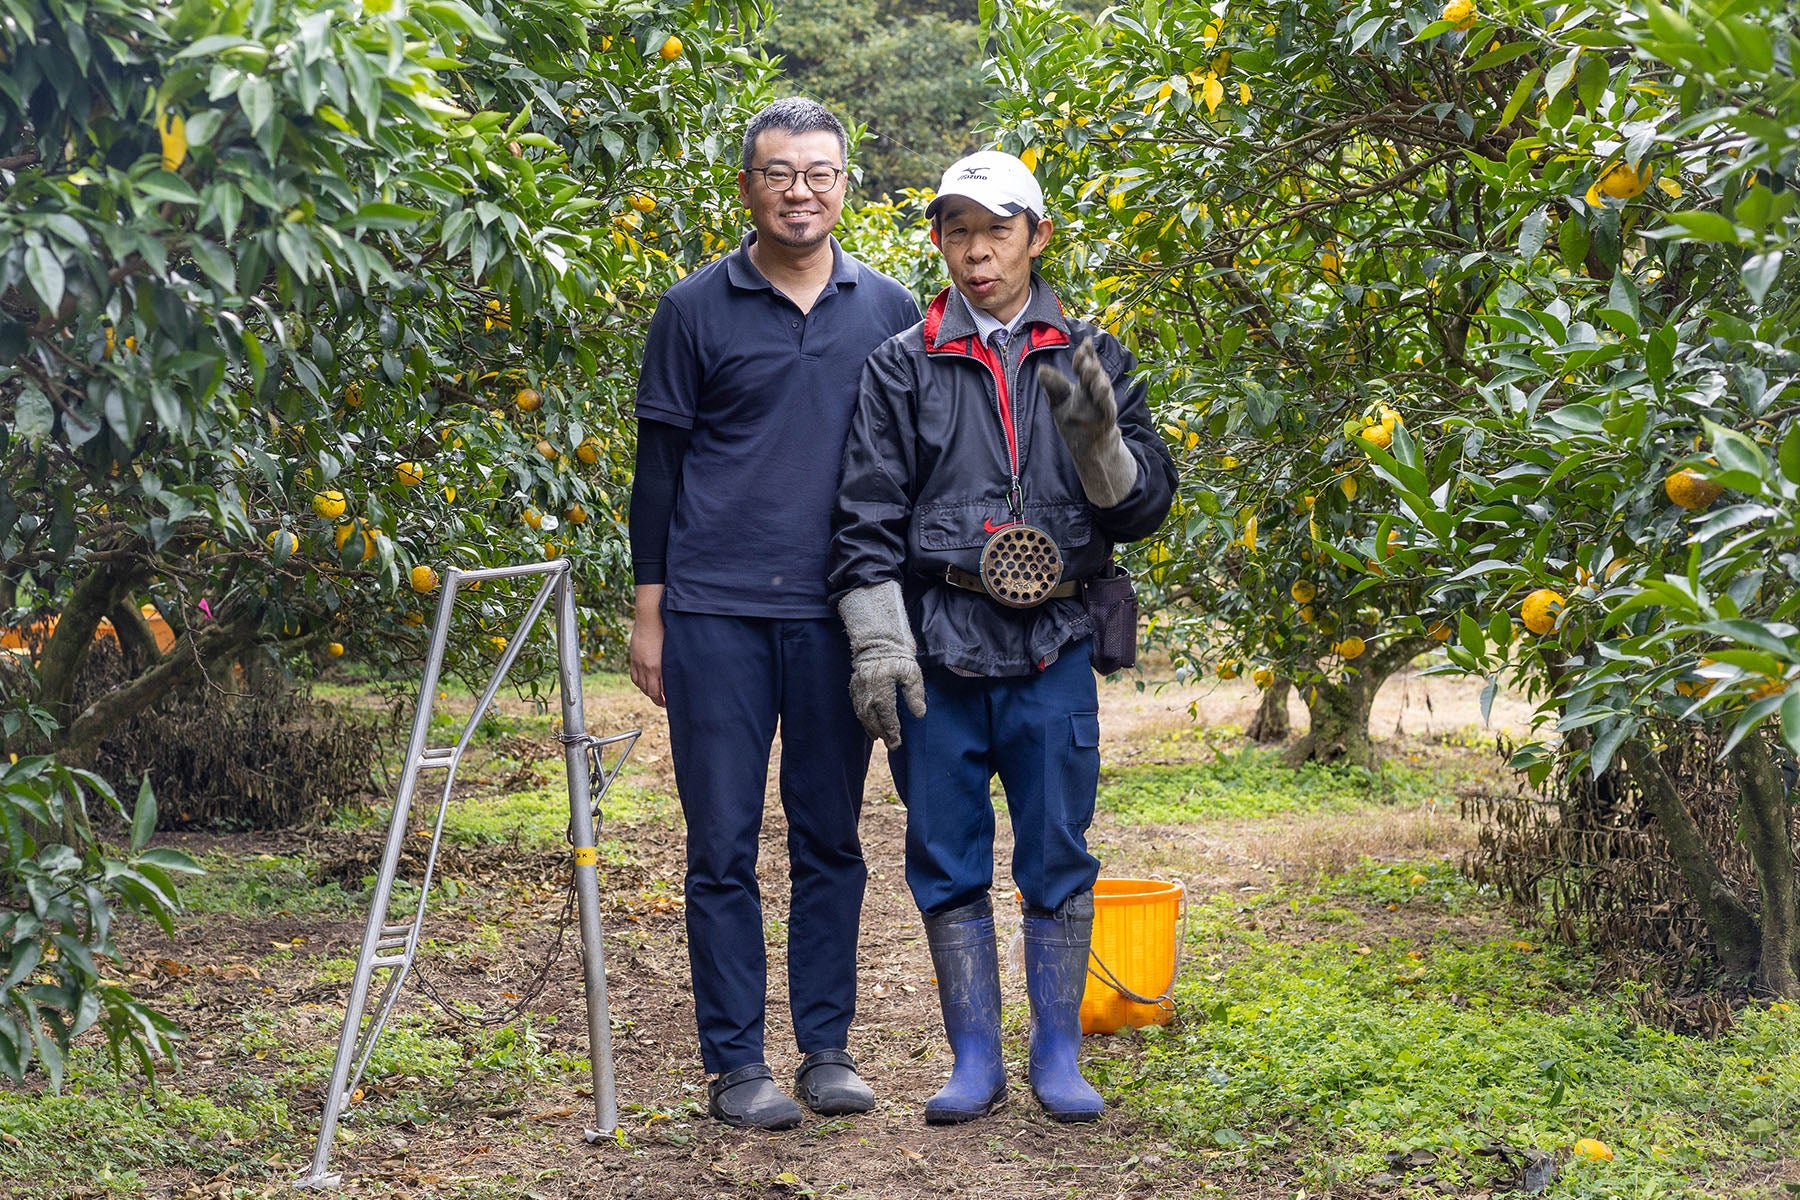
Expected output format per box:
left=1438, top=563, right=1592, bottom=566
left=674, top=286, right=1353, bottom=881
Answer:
left=979, top=524, right=1065, bottom=608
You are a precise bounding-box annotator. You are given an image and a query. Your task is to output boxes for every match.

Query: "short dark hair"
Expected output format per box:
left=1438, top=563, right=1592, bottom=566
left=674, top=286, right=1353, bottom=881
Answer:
left=741, top=98, right=848, bottom=170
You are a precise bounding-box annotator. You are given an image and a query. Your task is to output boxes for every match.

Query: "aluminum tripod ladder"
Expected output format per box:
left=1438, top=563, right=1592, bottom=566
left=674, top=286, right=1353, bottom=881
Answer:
left=298, top=558, right=637, bottom=1189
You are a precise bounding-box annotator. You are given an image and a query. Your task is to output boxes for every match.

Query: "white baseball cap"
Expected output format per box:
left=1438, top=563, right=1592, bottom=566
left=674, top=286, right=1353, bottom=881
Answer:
left=925, top=150, right=1045, bottom=220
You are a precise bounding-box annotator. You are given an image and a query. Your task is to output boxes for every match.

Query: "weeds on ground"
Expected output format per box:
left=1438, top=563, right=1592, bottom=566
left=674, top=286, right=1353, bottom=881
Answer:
left=1100, top=863, right=1799, bottom=1197
left=1098, top=746, right=1474, bottom=823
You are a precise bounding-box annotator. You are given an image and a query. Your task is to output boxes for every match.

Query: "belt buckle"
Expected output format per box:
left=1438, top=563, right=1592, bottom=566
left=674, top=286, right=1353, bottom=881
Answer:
left=979, top=524, right=1064, bottom=609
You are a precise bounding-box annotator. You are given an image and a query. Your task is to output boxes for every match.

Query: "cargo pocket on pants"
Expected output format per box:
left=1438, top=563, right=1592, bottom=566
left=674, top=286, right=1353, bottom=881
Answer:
left=1062, top=711, right=1101, bottom=831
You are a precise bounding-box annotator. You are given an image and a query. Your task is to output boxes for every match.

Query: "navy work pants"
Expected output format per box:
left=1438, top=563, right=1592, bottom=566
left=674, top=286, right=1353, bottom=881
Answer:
left=660, top=610, right=872, bottom=1075
left=889, top=646, right=1102, bottom=917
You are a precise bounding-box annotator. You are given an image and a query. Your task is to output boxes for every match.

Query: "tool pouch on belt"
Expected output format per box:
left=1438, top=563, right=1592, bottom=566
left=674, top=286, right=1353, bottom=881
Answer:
left=1081, top=562, right=1137, bottom=675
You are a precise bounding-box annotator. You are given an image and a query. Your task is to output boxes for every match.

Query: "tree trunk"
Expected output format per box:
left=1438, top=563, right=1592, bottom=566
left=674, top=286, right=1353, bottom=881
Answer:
left=1728, top=736, right=1800, bottom=998
left=1618, top=737, right=1762, bottom=978
left=1286, top=636, right=1430, bottom=768
left=56, top=613, right=261, bottom=769
left=107, top=599, right=161, bottom=674
left=1247, top=675, right=1291, bottom=743
left=1290, top=676, right=1377, bottom=767
left=38, top=558, right=143, bottom=731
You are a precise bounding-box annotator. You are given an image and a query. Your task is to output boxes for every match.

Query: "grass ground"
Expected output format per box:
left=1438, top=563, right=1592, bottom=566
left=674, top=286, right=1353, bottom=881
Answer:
left=0, top=668, right=1793, bottom=1199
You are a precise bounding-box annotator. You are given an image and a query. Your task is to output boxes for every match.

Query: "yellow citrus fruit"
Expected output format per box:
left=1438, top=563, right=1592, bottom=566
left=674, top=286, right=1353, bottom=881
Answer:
left=1521, top=588, right=1566, bottom=636
left=1441, top=0, right=1476, bottom=28
left=1572, top=1138, right=1613, bottom=1162
left=1290, top=580, right=1317, bottom=603
left=576, top=438, right=601, bottom=465
left=344, top=382, right=363, bottom=407
left=489, top=635, right=508, bottom=652
left=537, top=439, right=560, bottom=461
left=265, top=529, right=298, bottom=556
left=1428, top=620, right=1453, bottom=642
left=523, top=507, right=543, bottom=530
left=543, top=541, right=561, bottom=559
left=402, top=610, right=425, bottom=626
left=1299, top=605, right=1317, bottom=624
left=514, top=387, right=542, bottom=412
left=1597, top=161, right=1649, bottom=200
left=629, top=193, right=656, bottom=213
left=1361, top=422, right=1393, bottom=450
left=658, top=35, right=682, bottom=60
left=326, top=642, right=345, bottom=657
left=1252, top=667, right=1274, bottom=689
left=158, top=110, right=188, bottom=171
left=395, top=461, right=425, bottom=487
left=1341, top=475, right=1359, bottom=500
left=1408, top=872, right=1429, bottom=886
left=409, top=565, right=439, bottom=593
left=1335, top=636, right=1366, bottom=659
left=312, top=490, right=347, bottom=520
left=1220, top=454, right=1240, bottom=469
left=565, top=503, right=588, bottom=525
left=1664, top=468, right=1721, bottom=509
left=1218, top=661, right=1240, bottom=680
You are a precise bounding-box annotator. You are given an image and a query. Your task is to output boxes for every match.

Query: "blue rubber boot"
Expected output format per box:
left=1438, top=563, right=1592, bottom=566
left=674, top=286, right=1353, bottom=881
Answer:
left=921, top=897, right=1007, bottom=1124
left=1022, top=892, right=1105, bottom=1122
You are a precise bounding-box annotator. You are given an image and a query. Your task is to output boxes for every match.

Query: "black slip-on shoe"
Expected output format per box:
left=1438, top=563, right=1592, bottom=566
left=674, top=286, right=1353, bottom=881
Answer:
left=707, top=1063, right=805, bottom=1130
left=793, top=1049, right=876, bottom=1116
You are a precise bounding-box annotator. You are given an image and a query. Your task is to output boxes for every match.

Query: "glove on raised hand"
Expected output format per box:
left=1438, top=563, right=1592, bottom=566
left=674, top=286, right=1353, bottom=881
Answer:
left=1037, top=338, right=1139, bottom=509
left=837, top=580, right=927, bottom=749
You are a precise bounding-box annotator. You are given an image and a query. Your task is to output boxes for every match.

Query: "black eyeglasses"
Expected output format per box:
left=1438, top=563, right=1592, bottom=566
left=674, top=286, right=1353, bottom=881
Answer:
left=747, top=164, right=846, bottom=192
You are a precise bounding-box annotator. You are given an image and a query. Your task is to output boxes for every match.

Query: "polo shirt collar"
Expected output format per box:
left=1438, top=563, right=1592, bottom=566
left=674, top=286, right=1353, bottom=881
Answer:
left=725, top=232, right=861, bottom=292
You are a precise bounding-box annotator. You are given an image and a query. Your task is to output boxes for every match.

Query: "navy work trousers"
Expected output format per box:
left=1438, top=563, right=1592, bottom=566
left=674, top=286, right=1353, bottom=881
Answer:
left=889, top=645, right=1102, bottom=917
left=660, top=610, right=872, bottom=1075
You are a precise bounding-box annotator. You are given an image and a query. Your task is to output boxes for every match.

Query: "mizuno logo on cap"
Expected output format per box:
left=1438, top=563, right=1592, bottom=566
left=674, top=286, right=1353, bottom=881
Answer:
left=957, top=168, right=991, bottom=180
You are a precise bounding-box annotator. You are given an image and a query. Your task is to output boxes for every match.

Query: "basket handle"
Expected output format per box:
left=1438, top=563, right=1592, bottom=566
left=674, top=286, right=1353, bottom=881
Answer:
left=1086, top=878, right=1187, bottom=1011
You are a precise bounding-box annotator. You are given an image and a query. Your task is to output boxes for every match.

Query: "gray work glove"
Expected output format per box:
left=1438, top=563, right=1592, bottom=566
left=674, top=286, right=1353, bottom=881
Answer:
left=837, top=580, right=926, bottom=749
left=1037, top=338, right=1140, bottom=509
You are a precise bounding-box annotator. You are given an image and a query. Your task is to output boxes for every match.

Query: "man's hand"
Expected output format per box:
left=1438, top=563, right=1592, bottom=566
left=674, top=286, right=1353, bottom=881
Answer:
left=1037, top=338, right=1138, bottom=509
left=629, top=583, right=667, bottom=707
left=837, top=581, right=926, bottom=748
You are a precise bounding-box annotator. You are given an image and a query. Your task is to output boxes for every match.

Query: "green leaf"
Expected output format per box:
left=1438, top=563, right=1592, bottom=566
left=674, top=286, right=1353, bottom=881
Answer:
left=1543, top=48, right=1581, bottom=102
left=1500, top=69, right=1540, bottom=127
left=346, top=202, right=435, bottom=231
left=1558, top=217, right=1589, bottom=272
left=1781, top=692, right=1800, bottom=757
left=1656, top=211, right=1741, bottom=244
left=130, top=777, right=156, bottom=853
left=1742, top=252, right=1782, bottom=306
left=137, top=171, right=201, bottom=205
left=1778, top=423, right=1800, bottom=486
left=25, top=237, right=65, bottom=313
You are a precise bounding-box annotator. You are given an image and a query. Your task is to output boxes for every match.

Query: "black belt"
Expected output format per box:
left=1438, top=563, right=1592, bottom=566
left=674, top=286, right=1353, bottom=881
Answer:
left=943, top=566, right=1080, bottom=600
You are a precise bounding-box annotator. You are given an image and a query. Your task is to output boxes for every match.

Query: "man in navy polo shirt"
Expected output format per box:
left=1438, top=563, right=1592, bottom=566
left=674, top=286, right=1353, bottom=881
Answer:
left=628, top=98, right=921, bottom=1130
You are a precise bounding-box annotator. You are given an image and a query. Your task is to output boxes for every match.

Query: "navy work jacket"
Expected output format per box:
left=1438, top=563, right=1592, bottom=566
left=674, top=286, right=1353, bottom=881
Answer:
left=829, top=280, right=1175, bottom=676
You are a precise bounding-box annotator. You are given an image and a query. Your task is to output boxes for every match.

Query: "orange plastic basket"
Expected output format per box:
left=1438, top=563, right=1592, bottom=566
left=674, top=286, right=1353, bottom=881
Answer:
left=1080, top=878, right=1185, bottom=1035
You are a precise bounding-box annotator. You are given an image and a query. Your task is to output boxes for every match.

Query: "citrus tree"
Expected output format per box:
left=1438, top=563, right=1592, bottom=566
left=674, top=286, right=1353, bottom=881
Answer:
left=1364, top=1, right=1800, bottom=995
left=0, top=0, right=779, bottom=1084
left=0, top=0, right=777, bottom=768
left=990, top=0, right=1798, bottom=991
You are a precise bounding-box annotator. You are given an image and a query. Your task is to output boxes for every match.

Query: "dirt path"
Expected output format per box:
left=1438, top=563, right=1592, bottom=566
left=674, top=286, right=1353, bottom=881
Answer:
left=72, top=669, right=1532, bottom=1200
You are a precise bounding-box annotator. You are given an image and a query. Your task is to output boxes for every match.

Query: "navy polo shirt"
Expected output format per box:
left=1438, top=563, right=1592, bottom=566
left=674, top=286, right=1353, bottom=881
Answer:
left=635, top=234, right=921, bottom=618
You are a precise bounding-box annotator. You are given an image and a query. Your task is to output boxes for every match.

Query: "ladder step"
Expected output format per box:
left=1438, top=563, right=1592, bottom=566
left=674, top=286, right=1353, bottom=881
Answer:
left=381, top=924, right=411, bottom=938
left=375, top=936, right=408, bottom=951
left=370, top=954, right=407, bottom=969
left=418, top=747, right=458, bottom=768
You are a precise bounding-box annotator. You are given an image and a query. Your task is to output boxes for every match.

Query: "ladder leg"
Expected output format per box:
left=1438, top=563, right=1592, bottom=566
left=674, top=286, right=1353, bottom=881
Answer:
left=556, top=569, right=618, bottom=1140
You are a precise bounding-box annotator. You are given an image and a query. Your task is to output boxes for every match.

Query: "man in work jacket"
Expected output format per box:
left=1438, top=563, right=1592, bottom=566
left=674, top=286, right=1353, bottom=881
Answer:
left=827, top=150, right=1176, bottom=1124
